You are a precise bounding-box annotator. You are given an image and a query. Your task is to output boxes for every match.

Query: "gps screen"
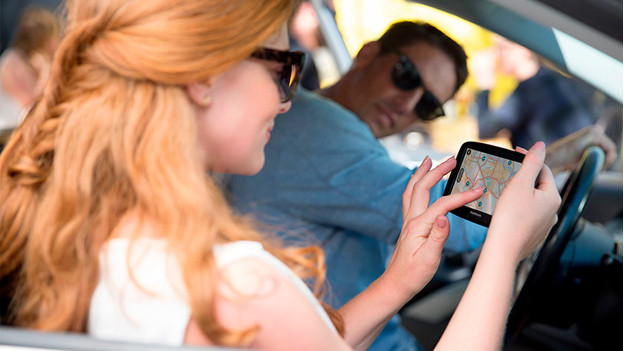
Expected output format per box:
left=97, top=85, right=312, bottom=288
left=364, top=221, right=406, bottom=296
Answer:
left=449, top=148, right=522, bottom=216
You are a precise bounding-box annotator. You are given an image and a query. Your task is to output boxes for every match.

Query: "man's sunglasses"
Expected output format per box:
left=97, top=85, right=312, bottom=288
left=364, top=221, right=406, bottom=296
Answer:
left=250, top=47, right=305, bottom=103
left=388, top=49, right=445, bottom=121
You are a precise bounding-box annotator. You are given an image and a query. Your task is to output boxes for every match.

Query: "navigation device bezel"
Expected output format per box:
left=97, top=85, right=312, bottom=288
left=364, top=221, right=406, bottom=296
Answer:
left=443, top=141, right=525, bottom=227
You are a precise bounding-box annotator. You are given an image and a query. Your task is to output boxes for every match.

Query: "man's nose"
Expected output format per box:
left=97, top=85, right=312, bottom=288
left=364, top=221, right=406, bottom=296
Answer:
left=393, top=87, right=424, bottom=117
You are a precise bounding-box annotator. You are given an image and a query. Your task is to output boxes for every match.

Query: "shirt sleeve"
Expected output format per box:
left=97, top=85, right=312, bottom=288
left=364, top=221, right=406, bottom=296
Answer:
left=279, top=131, right=410, bottom=243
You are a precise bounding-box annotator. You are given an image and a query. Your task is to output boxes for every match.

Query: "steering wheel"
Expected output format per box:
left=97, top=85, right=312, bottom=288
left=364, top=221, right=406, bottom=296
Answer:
left=504, top=146, right=605, bottom=345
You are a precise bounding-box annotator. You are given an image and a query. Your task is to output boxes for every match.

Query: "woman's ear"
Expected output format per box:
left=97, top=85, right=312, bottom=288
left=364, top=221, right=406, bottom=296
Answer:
left=186, top=82, right=212, bottom=107
left=352, top=41, right=381, bottom=70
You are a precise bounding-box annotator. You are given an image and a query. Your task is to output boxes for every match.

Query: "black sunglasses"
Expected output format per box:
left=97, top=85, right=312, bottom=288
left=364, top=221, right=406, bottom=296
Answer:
left=250, top=47, right=305, bottom=103
left=387, top=48, right=445, bottom=121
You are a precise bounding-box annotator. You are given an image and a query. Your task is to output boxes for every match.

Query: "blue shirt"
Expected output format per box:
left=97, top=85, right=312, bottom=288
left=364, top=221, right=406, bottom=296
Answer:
left=225, top=89, right=486, bottom=350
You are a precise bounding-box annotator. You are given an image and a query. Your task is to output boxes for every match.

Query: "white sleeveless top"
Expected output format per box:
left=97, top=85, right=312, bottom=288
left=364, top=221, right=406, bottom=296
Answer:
left=88, top=239, right=336, bottom=345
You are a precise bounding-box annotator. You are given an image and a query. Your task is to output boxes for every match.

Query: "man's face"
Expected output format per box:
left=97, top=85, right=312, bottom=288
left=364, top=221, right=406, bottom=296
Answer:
left=495, top=35, right=535, bottom=76
left=344, top=41, right=457, bottom=138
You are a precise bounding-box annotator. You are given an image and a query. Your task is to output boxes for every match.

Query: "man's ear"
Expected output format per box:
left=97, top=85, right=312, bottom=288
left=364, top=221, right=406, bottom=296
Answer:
left=186, top=82, right=212, bottom=107
left=352, top=41, right=381, bottom=70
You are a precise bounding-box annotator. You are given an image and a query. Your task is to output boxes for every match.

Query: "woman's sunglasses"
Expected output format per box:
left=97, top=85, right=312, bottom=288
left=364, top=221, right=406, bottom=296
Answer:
left=250, top=48, right=305, bottom=103
left=389, top=49, right=445, bottom=121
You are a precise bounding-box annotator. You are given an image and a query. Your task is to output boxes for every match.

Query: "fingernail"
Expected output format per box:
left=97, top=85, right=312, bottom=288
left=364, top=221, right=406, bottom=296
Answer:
left=435, top=216, right=447, bottom=228
left=472, top=187, right=485, bottom=193
left=534, top=141, right=546, bottom=150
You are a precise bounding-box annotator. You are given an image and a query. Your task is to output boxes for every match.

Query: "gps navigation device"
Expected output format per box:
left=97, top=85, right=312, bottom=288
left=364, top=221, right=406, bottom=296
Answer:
left=443, top=141, right=525, bottom=227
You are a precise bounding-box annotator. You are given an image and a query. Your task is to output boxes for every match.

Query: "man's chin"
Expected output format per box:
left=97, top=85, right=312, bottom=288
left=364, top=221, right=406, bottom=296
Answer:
left=372, top=125, right=394, bottom=139
left=363, top=120, right=386, bottom=139
left=373, top=117, right=396, bottom=139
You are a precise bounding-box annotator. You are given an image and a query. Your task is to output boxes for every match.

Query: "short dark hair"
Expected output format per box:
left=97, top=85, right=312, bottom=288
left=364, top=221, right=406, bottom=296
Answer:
left=378, top=21, right=468, bottom=95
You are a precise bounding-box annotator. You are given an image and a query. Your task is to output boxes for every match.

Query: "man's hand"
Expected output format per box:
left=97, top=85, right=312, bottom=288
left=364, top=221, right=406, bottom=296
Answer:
left=545, top=126, right=616, bottom=174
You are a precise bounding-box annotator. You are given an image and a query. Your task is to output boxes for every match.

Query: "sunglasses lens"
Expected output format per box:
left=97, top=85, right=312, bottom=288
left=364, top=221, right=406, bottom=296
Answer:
left=250, top=48, right=305, bottom=103
left=392, top=56, right=422, bottom=91
left=415, top=91, right=445, bottom=120
left=278, top=64, right=298, bottom=102
left=385, top=48, right=446, bottom=121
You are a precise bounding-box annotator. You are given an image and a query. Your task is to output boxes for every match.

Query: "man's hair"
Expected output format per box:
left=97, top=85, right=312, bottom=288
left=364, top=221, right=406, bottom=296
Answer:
left=378, top=21, right=468, bottom=94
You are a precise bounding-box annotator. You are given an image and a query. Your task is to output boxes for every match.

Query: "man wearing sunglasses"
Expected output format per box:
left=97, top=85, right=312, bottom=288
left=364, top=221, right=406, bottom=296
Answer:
left=319, top=24, right=460, bottom=139
left=225, top=21, right=480, bottom=351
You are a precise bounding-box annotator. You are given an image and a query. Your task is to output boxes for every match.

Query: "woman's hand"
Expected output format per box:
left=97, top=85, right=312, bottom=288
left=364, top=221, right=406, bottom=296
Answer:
left=338, top=156, right=484, bottom=350
left=436, top=142, right=561, bottom=350
left=488, top=141, right=561, bottom=264
left=384, top=156, right=484, bottom=298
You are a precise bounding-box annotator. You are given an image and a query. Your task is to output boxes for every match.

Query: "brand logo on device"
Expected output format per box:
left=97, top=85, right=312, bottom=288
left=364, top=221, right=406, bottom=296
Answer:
left=469, top=210, right=482, bottom=218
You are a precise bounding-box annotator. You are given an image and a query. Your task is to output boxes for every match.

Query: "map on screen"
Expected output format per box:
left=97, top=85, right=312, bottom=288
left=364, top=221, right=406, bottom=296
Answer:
left=450, top=148, right=522, bottom=215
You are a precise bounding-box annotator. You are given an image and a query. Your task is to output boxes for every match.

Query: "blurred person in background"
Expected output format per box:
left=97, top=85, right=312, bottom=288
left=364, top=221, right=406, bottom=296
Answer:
left=288, top=0, right=340, bottom=89
left=288, top=0, right=321, bottom=91
left=0, top=5, right=61, bottom=132
left=472, top=35, right=602, bottom=150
